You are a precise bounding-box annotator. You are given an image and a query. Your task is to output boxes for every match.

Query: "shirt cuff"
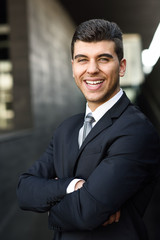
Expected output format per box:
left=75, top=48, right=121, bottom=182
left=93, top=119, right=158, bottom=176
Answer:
left=66, top=179, right=83, bottom=194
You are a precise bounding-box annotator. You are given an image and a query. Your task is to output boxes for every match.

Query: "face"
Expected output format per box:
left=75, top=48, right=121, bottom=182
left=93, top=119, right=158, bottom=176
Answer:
left=72, top=40, right=126, bottom=111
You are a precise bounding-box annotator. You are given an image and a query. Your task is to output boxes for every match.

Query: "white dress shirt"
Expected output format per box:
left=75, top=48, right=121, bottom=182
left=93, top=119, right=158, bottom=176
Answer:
left=67, top=89, right=123, bottom=193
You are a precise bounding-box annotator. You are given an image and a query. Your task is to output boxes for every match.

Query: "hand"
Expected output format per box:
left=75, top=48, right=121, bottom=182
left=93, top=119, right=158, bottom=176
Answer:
left=74, top=179, right=85, bottom=191
left=102, top=210, right=120, bottom=226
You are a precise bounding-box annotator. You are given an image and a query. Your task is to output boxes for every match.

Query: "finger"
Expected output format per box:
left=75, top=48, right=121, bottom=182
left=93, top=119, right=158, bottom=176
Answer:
left=108, top=214, right=116, bottom=224
left=102, top=214, right=116, bottom=226
left=75, top=180, right=85, bottom=190
left=115, top=210, right=121, bottom=222
left=102, top=210, right=121, bottom=227
left=102, top=220, right=109, bottom=226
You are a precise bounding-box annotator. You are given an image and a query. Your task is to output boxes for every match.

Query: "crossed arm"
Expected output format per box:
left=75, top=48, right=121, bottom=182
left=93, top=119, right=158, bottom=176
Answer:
left=47, top=154, right=151, bottom=231
left=74, top=179, right=120, bottom=226
left=17, top=130, right=158, bottom=232
left=17, top=159, right=120, bottom=226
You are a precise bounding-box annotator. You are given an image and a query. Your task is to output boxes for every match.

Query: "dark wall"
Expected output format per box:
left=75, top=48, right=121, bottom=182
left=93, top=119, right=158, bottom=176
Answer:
left=137, top=58, right=160, bottom=135
left=0, top=131, right=53, bottom=240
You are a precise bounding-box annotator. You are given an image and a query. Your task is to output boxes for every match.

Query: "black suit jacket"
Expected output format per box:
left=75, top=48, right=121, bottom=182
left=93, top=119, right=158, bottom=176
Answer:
left=17, top=93, right=160, bottom=240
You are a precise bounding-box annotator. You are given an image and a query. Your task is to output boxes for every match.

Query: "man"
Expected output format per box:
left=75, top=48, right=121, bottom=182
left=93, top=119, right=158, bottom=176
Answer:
left=17, top=19, right=160, bottom=240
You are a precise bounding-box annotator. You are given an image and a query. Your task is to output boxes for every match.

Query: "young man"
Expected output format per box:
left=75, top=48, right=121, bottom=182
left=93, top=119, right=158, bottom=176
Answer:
left=17, top=19, right=160, bottom=240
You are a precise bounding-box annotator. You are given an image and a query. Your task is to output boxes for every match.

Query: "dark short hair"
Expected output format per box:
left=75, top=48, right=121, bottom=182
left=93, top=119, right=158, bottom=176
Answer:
left=71, top=19, right=124, bottom=61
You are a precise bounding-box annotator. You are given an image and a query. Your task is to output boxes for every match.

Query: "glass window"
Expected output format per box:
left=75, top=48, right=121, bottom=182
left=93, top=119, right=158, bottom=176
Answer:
left=0, top=60, right=14, bottom=131
left=0, top=0, right=14, bottom=132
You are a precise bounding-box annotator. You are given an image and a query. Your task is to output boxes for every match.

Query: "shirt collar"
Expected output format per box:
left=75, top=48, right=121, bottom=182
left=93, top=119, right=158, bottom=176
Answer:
left=85, top=89, right=123, bottom=123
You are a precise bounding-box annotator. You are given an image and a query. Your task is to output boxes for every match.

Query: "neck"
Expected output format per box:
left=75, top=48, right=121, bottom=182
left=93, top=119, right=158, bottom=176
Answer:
left=88, top=88, right=121, bottom=112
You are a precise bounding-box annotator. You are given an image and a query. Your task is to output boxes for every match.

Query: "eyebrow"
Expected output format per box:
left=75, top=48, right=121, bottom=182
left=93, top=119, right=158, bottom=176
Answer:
left=74, top=53, right=113, bottom=60
left=74, top=54, right=87, bottom=59
left=98, top=53, right=113, bottom=59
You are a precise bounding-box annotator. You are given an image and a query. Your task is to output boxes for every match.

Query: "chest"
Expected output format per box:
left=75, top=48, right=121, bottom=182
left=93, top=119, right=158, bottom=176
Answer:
left=53, top=130, right=110, bottom=179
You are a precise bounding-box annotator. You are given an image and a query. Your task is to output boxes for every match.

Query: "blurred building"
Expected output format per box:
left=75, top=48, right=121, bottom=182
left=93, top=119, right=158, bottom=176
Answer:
left=0, top=0, right=160, bottom=239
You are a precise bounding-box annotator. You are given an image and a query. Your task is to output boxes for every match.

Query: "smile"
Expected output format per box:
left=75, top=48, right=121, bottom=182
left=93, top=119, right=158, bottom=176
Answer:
left=84, top=79, right=104, bottom=91
left=86, top=80, right=104, bottom=85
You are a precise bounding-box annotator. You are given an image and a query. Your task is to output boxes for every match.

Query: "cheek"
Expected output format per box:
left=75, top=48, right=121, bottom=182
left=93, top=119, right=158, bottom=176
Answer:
left=73, top=68, right=85, bottom=82
left=74, top=75, right=82, bottom=89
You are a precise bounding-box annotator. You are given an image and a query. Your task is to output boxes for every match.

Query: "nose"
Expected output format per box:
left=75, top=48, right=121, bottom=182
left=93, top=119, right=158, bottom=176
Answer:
left=87, top=60, right=99, bottom=74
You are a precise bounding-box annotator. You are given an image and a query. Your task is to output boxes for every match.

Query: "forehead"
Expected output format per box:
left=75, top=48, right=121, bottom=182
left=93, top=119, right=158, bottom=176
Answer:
left=73, top=40, right=116, bottom=57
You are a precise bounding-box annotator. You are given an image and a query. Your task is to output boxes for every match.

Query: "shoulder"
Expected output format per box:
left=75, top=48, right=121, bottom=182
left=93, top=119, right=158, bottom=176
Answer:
left=124, top=103, right=155, bottom=129
left=108, top=103, right=160, bottom=165
left=111, top=92, right=157, bottom=136
left=117, top=103, right=160, bottom=148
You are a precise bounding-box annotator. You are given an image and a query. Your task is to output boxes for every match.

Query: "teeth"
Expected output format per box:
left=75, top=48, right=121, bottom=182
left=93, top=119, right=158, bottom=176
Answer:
left=86, top=80, right=103, bottom=85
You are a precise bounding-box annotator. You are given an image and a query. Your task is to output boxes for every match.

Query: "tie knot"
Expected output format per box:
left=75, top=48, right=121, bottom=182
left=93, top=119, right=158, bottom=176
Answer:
left=85, top=113, right=95, bottom=124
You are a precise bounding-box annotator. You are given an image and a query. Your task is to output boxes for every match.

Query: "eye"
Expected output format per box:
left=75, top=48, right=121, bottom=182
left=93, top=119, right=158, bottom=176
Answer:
left=98, top=57, right=109, bottom=62
left=77, top=58, right=88, bottom=63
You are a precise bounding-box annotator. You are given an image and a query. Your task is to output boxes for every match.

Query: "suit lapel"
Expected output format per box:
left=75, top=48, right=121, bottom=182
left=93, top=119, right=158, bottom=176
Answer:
left=78, top=92, right=130, bottom=157
left=64, top=114, right=84, bottom=176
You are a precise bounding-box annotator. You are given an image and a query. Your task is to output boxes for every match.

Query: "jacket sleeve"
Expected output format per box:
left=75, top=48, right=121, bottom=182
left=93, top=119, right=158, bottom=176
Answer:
left=48, top=130, right=160, bottom=231
left=17, top=136, right=73, bottom=213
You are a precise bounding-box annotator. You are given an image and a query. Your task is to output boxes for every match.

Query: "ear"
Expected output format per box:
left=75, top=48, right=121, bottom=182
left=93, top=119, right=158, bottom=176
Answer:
left=119, top=58, right=126, bottom=77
